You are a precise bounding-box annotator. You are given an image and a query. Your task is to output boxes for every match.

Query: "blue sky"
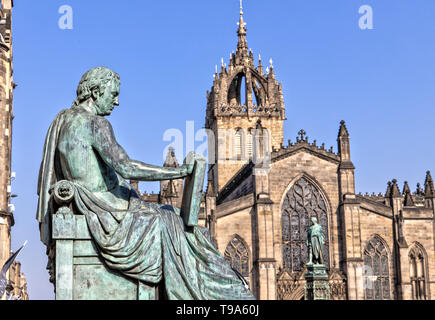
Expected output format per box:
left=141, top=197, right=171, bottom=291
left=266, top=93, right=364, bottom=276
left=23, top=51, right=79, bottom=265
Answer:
left=9, top=0, right=435, bottom=299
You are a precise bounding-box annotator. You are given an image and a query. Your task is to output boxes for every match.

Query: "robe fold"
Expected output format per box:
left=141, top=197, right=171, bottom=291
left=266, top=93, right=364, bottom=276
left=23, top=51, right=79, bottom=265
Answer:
left=36, top=109, right=254, bottom=300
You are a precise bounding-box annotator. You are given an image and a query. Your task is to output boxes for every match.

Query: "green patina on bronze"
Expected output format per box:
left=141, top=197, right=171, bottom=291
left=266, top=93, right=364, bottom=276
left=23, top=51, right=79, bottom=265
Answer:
left=37, top=67, right=254, bottom=300
left=304, top=217, right=330, bottom=300
left=306, top=217, right=325, bottom=266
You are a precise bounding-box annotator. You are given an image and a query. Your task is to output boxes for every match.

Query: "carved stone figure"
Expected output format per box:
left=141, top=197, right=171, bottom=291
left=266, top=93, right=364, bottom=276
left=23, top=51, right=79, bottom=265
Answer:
left=307, top=217, right=325, bottom=265
left=36, top=67, right=254, bottom=300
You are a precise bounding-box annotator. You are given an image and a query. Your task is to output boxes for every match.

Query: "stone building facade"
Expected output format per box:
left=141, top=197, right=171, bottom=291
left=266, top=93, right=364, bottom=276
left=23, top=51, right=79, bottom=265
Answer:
left=0, top=0, right=28, bottom=300
left=137, top=5, right=434, bottom=300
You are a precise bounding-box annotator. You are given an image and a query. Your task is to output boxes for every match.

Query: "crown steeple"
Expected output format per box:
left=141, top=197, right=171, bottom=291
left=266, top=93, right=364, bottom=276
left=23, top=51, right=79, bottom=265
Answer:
left=236, top=0, right=248, bottom=57
left=205, top=2, right=286, bottom=192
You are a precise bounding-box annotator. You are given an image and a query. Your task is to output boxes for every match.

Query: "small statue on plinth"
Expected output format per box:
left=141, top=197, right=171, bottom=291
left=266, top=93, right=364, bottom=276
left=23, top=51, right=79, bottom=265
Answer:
left=307, top=217, right=325, bottom=266
left=304, top=217, right=330, bottom=300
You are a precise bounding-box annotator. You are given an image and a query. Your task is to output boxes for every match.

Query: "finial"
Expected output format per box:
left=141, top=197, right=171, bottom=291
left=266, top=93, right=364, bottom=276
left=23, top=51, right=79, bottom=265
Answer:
left=259, top=54, right=261, bottom=61
left=338, top=120, right=350, bottom=138
left=403, top=181, right=414, bottom=206
left=215, top=65, right=218, bottom=73
left=240, top=0, right=244, bottom=15
left=403, top=181, right=411, bottom=194
left=266, top=66, right=270, bottom=74
left=164, top=147, right=180, bottom=168
left=424, top=170, right=434, bottom=198
left=391, top=179, right=402, bottom=198
left=298, top=129, right=306, bottom=141
left=221, top=57, right=224, bottom=66
left=385, top=181, right=392, bottom=197
left=270, top=58, right=273, bottom=67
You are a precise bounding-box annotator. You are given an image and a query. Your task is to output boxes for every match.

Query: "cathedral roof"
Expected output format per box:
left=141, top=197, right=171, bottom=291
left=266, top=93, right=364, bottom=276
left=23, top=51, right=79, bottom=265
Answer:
left=272, top=129, right=340, bottom=165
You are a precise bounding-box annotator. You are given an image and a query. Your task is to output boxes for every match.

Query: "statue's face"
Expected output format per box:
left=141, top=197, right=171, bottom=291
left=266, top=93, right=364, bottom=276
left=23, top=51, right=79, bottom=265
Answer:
left=311, top=217, right=317, bottom=224
left=94, top=79, right=120, bottom=116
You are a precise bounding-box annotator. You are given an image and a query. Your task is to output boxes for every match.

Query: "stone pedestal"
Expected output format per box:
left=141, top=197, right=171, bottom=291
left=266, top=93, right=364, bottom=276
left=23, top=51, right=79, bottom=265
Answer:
left=304, top=264, right=330, bottom=300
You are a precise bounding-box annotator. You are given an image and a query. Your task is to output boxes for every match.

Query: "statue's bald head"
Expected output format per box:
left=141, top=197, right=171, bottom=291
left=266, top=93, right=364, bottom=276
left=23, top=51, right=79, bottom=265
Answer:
left=311, top=217, right=318, bottom=224
left=73, top=67, right=120, bottom=107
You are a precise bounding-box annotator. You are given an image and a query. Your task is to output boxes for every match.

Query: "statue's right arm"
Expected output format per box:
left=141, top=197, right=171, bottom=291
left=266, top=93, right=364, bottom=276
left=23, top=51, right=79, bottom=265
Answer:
left=91, top=117, right=189, bottom=181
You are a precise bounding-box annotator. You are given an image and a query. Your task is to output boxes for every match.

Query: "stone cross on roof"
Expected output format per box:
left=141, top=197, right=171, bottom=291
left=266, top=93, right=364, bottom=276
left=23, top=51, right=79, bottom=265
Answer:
left=298, top=129, right=307, bottom=141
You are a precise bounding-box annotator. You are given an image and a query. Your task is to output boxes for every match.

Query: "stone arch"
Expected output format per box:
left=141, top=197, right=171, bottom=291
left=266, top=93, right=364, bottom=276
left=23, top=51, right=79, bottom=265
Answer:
left=227, top=72, right=246, bottom=106
left=280, top=174, right=332, bottom=273
left=250, top=72, right=267, bottom=107
left=363, top=234, right=392, bottom=300
left=226, top=68, right=268, bottom=108
left=253, top=122, right=270, bottom=160
left=224, top=234, right=251, bottom=279
left=408, top=242, right=430, bottom=300
left=279, top=173, right=333, bottom=216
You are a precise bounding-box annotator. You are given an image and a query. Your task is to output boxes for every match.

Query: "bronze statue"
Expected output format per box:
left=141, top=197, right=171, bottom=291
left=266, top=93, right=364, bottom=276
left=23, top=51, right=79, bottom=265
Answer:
left=36, top=67, right=254, bottom=300
left=307, top=217, right=325, bottom=265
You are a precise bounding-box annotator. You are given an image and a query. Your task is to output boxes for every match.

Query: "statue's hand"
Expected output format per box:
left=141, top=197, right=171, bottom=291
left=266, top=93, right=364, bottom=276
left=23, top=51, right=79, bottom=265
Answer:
left=183, top=152, right=205, bottom=176
left=181, top=164, right=194, bottom=176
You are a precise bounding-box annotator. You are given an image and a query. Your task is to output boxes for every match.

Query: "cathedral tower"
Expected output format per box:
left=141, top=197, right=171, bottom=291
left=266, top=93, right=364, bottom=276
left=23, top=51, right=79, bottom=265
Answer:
left=205, top=1, right=286, bottom=192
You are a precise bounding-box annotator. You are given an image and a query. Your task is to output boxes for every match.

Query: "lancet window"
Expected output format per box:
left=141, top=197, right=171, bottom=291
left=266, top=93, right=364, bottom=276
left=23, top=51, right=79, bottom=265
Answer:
left=247, top=130, right=253, bottom=158
left=224, top=235, right=250, bottom=280
left=363, top=236, right=391, bottom=300
left=281, top=177, right=330, bottom=272
left=409, top=244, right=427, bottom=300
left=234, top=129, right=243, bottom=159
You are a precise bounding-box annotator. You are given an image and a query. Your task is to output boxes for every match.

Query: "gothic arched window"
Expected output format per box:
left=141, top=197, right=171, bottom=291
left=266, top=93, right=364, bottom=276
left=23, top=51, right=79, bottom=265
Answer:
left=246, top=129, right=253, bottom=158
left=363, top=236, right=391, bottom=300
left=281, top=177, right=330, bottom=272
left=409, top=244, right=427, bottom=300
left=224, top=235, right=249, bottom=279
left=253, top=126, right=269, bottom=161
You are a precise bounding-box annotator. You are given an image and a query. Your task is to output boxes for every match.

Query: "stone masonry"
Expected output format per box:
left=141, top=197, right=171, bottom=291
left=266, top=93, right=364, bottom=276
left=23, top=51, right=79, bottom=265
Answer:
left=0, top=0, right=28, bottom=300
left=140, top=3, right=435, bottom=300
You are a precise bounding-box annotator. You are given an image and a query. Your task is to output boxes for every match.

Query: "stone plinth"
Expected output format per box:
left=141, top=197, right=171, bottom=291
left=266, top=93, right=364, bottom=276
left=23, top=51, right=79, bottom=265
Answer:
left=304, top=264, right=330, bottom=300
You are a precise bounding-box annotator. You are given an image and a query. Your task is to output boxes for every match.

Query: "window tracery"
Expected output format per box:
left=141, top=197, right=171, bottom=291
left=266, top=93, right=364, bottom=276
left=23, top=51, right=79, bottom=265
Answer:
left=224, top=235, right=250, bottom=279
left=281, top=177, right=330, bottom=272
left=363, top=236, right=391, bottom=300
left=409, top=244, right=427, bottom=300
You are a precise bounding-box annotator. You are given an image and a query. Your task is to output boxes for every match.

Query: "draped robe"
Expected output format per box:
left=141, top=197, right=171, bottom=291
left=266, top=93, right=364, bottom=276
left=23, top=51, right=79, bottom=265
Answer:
left=36, top=109, right=254, bottom=300
left=308, top=223, right=324, bottom=265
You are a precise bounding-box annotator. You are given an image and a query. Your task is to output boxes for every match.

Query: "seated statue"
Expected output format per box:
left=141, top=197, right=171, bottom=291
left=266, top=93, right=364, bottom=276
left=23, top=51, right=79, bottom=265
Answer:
left=36, top=67, right=254, bottom=300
